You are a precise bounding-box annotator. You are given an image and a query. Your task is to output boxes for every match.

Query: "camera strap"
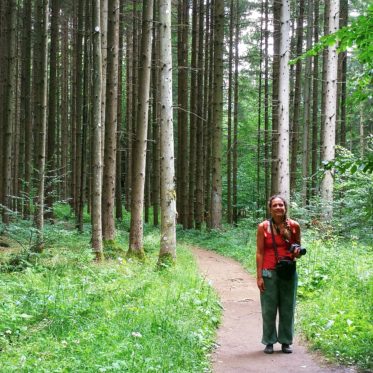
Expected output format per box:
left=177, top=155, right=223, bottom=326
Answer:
left=269, top=219, right=280, bottom=264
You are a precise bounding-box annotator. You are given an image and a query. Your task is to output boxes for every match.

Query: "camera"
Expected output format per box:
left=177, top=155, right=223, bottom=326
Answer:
left=289, top=243, right=307, bottom=256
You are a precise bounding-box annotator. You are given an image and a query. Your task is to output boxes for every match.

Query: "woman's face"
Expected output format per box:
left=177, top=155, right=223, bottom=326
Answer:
left=270, top=197, right=286, bottom=219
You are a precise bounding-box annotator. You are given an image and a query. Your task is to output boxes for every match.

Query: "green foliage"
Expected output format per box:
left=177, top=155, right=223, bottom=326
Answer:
left=180, top=221, right=373, bottom=371
left=0, top=225, right=221, bottom=372
left=296, top=233, right=373, bottom=370
left=291, top=3, right=373, bottom=102
left=322, top=141, right=373, bottom=175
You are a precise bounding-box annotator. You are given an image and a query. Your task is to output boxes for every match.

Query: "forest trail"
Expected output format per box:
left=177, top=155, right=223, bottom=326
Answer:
left=191, top=247, right=357, bottom=373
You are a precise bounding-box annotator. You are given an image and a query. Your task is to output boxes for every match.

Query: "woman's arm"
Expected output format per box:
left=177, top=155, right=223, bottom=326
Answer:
left=256, top=223, right=265, bottom=292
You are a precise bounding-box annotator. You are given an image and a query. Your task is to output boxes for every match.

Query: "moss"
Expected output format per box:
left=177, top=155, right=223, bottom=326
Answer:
left=157, top=253, right=176, bottom=270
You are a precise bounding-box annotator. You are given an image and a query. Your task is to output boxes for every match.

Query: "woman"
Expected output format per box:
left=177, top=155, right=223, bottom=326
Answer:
left=256, top=195, right=301, bottom=354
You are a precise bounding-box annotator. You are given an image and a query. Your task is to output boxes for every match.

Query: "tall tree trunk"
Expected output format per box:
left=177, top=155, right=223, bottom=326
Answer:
left=276, top=0, right=291, bottom=202
left=210, top=0, right=224, bottom=229
left=228, top=0, right=235, bottom=224
left=61, top=12, right=69, bottom=201
left=115, top=1, right=124, bottom=221
left=46, top=0, right=60, bottom=220
left=188, top=0, right=198, bottom=229
left=2, top=0, right=17, bottom=224
left=195, top=0, right=205, bottom=230
left=158, top=0, right=176, bottom=264
left=311, top=0, right=320, bottom=196
left=91, top=0, right=104, bottom=261
left=20, top=0, right=32, bottom=218
left=321, top=0, right=339, bottom=221
left=74, top=1, right=85, bottom=218
left=128, top=0, right=154, bottom=258
left=320, top=0, right=330, bottom=162
left=205, top=0, right=214, bottom=228
left=34, top=0, right=49, bottom=251
left=271, top=0, right=281, bottom=195
left=290, top=0, right=304, bottom=193
left=301, top=0, right=313, bottom=205
left=233, top=0, right=239, bottom=225
left=152, top=2, right=160, bottom=227
left=125, top=13, right=133, bottom=211
left=338, top=0, right=348, bottom=148
left=178, top=0, right=189, bottom=228
left=102, top=0, right=119, bottom=241
left=264, top=0, right=270, bottom=204
left=78, top=2, right=91, bottom=233
left=100, top=0, right=108, bottom=160
left=256, top=0, right=264, bottom=216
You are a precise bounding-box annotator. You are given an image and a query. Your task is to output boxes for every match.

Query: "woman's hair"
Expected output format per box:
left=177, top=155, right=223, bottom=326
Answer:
left=268, top=195, right=288, bottom=218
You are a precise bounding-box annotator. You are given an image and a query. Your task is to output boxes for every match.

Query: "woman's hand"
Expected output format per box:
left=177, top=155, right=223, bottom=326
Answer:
left=257, top=277, right=265, bottom=292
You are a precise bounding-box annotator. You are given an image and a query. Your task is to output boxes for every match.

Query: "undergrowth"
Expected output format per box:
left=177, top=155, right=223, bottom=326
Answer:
left=178, top=220, right=373, bottom=371
left=0, top=224, right=221, bottom=373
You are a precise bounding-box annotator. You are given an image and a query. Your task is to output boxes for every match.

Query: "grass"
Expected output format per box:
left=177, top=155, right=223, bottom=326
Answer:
left=0, top=223, right=221, bottom=372
left=178, top=221, right=373, bottom=371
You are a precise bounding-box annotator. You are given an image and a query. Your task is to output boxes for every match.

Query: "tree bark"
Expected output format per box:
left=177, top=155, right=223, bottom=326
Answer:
left=34, top=0, right=49, bottom=251
left=321, top=0, right=339, bottom=221
left=91, top=0, right=104, bottom=260
left=276, top=0, right=291, bottom=202
left=102, top=0, right=119, bottom=241
left=290, top=0, right=304, bottom=193
left=158, top=0, right=176, bottom=264
left=2, top=0, right=17, bottom=224
left=210, top=0, right=224, bottom=229
left=128, top=0, right=154, bottom=258
left=271, top=0, right=281, bottom=195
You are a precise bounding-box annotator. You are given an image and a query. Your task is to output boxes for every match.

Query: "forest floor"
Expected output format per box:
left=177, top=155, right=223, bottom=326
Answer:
left=191, top=247, right=359, bottom=373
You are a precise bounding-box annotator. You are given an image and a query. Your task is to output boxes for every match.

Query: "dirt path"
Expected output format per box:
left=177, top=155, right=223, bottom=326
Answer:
left=192, top=247, right=357, bottom=373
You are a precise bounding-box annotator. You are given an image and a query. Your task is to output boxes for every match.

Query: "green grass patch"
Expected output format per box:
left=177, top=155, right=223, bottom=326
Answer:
left=179, top=221, right=373, bottom=371
left=0, top=224, right=221, bottom=372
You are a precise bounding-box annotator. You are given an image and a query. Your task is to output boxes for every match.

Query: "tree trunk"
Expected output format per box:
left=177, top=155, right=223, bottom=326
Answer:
left=276, top=0, right=290, bottom=202
left=128, top=0, right=153, bottom=258
left=188, top=0, right=198, bottom=229
left=228, top=0, right=234, bottom=224
left=152, top=3, right=160, bottom=227
left=115, top=1, right=124, bottom=221
left=100, top=0, right=108, bottom=160
left=2, top=0, right=17, bottom=224
left=46, top=0, right=59, bottom=220
left=195, top=0, right=205, bottom=230
left=102, top=0, right=119, bottom=241
left=61, top=11, right=69, bottom=201
left=34, top=0, right=49, bottom=251
left=311, top=0, right=320, bottom=196
left=91, top=0, right=104, bottom=261
left=321, top=0, right=339, bottom=221
left=290, top=0, right=304, bottom=193
left=177, top=0, right=189, bottom=227
left=301, top=0, right=313, bottom=205
left=264, top=0, right=269, bottom=204
left=210, top=0, right=224, bottom=229
left=158, top=0, right=176, bottom=264
left=271, top=0, right=281, bottom=195
left=233, top=0, right=239, bottom=225
left=20, top=0, right=32, bottom=218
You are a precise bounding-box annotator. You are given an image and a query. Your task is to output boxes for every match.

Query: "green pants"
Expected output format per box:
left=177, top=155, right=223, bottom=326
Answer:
left=260, top=270, right=298, bottom=345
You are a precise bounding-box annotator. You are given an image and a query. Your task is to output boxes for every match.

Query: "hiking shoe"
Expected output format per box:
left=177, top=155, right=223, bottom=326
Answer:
left=264, top=344, right=274, bottom=354
left=281, top=344, right=292, bottom=353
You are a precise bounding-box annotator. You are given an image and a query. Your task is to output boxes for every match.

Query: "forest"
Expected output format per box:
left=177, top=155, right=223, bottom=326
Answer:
left=0, top=0, right=372, bottom=372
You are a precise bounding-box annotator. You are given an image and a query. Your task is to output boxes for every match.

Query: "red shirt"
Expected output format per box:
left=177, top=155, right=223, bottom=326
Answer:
left=262, top=219, right=298, bottom=270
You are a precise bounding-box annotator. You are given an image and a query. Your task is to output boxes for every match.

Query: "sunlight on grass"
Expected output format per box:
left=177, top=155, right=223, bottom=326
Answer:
left=0, top=225, right=221, bottom=373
